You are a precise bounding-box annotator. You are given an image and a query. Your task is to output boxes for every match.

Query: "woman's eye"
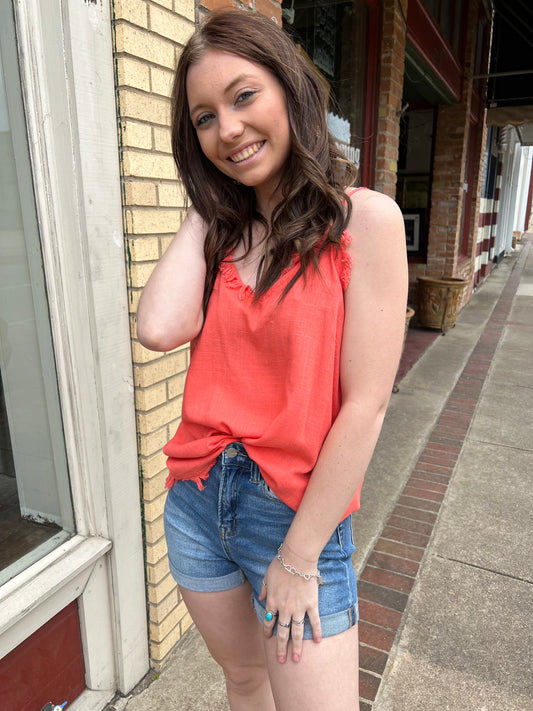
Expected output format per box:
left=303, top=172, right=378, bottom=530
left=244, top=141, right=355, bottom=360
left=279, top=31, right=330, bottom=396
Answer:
left=196, top=113, right=214, bottom=127
left=236, top=90, right=255, bottom=105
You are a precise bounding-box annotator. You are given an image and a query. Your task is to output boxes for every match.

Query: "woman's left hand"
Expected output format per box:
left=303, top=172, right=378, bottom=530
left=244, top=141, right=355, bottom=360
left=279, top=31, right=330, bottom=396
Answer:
left=258, top=550, right=322, bottom=664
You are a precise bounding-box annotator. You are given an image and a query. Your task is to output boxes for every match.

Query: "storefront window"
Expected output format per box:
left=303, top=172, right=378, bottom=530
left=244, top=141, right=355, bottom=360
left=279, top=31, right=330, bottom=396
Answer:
left=397, top=108, right=436, bottom=260
left=284, top=0, right=369, bottom=174
left=0, top=12, right=74, bottom=585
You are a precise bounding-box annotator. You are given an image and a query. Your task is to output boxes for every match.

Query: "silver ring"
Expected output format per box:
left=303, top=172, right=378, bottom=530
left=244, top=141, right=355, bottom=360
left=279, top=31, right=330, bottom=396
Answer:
left=278, top=621, right=291, bottom=628
left=261, top=579, right=267, bottom=588
left=292, top=617, right=305, bottom=625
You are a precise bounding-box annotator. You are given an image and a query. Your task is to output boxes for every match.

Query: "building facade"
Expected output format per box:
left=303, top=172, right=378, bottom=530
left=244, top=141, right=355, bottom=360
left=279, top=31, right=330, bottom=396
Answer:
left=1, top=0, right=531, bottom=709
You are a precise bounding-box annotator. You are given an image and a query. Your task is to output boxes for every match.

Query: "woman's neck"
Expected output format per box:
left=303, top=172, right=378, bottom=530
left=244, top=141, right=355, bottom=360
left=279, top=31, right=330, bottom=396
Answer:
left=254, top=186, right=282, bottom=223
left=231, top=222, right=270, bottom=289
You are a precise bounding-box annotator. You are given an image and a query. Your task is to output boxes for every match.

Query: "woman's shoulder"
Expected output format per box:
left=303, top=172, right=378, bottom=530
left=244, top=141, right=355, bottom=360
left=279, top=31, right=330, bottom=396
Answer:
left=345, top=186, right=402, bottom=216
left=343, top=187, right=405, bottom=249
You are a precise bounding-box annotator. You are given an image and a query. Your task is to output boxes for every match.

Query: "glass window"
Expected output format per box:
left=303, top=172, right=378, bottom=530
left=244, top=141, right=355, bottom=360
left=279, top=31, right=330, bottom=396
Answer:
left=452, top=0, right=462, bottom=57
left=440, top=0, right=451, bottom=44
left=424, top=0, right=439, bottom=20
left=285, top=0, right=369, bottom=174
left=0, top=4, right=74, bottom=586
left=423, top=0, right=462, bottom=58
left=397, top=108, right=436, bottom=260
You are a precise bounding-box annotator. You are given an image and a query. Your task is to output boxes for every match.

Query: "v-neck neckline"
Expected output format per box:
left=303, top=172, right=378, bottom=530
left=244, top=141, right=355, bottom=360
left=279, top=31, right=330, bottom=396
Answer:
left=220, top=253, right=300, bottom=299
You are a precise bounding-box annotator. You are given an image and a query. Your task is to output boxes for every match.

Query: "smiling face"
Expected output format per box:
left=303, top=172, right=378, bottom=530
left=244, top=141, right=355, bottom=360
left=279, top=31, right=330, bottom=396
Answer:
left=186, top=49, right=292, bottom=214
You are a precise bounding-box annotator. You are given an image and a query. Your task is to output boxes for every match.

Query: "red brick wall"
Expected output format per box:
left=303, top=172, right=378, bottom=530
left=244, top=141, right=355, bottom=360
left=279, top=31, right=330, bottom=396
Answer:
left=425, top=0, right=487, bottom=291
left=374, top=0, right=407, bottom=198
left=427, top=101, right=470, bottom=277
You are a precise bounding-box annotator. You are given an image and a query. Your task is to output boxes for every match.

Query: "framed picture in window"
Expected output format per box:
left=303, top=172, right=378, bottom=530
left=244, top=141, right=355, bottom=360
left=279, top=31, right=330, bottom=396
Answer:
left=402, top=209, right=425, bottom=253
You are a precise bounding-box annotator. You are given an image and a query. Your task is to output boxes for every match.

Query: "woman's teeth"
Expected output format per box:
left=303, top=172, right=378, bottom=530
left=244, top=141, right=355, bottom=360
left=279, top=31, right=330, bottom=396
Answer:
left=230, top=141, right=264, bottom=163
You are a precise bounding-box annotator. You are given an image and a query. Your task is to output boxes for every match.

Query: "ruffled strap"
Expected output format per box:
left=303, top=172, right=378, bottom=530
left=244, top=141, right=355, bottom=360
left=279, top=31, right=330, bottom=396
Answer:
left=335, top=187, right=367, bottom=290
left=336, top=230, right=353, bottom=291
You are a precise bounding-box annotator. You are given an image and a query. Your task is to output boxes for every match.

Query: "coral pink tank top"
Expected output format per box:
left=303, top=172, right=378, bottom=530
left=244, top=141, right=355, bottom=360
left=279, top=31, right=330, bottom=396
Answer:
left=164, top=221, right=363, bottom=518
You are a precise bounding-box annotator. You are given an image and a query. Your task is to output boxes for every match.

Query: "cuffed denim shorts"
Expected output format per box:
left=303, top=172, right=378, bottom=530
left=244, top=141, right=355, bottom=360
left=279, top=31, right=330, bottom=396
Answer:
left=164, top=442, right=358, bottom=639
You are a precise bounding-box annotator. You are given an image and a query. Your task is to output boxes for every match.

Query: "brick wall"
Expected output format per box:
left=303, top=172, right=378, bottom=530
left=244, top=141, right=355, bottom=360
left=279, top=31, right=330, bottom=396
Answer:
left=427, top=101, right=470, bottom=277
left=374, top=0, right=407, bottom=198
left=112, top=0, right=281, bottom=669
left=112, top=0, right=196, bottom=668
left=426, top=0, right=487, bottom=297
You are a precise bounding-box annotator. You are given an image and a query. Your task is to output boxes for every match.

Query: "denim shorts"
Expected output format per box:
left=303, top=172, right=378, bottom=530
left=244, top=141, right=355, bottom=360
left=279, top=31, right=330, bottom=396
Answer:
left=164, top=442, right=358, bottom=639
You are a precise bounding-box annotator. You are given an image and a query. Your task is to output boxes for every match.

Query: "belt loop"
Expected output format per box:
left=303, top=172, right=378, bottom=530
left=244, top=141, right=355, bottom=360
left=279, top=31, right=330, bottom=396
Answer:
left=249, top=458, right=260, bottom=483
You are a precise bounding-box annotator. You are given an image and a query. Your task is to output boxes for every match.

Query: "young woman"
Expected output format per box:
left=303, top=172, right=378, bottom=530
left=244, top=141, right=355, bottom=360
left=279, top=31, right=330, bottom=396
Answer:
left=137, top=10, right=408, bottom=710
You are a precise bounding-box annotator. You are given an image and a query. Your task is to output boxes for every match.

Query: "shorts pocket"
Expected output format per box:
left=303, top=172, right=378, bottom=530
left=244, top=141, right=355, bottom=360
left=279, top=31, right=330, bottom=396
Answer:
left=258, top=476, right=283, bottom=503
left=335, top=515, right=356, bottom=559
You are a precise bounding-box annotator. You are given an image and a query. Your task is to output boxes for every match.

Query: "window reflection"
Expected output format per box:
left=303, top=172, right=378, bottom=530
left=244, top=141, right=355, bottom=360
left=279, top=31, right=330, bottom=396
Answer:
left=285, top=0, right=369, bottom=174
left=0, top=17, right=73, bottom=585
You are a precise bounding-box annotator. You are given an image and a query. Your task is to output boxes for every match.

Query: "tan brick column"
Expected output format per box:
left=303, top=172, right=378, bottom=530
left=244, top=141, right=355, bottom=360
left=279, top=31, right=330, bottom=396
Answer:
left=112, top=0, right=196, bottom=667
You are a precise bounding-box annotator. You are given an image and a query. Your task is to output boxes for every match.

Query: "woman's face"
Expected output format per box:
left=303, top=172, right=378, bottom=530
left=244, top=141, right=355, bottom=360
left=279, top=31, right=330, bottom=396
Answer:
left=186, top=49, right=291, bottom=212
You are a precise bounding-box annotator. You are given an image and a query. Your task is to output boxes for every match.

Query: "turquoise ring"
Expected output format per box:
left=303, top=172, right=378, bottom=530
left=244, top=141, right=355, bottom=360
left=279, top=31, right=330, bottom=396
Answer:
left=265, top=610, right=276, bottom=622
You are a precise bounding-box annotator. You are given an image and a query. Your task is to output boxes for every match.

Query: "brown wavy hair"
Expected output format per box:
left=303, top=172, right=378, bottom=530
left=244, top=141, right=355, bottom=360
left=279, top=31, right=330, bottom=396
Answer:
left=171, top=10, right=358, bottom=312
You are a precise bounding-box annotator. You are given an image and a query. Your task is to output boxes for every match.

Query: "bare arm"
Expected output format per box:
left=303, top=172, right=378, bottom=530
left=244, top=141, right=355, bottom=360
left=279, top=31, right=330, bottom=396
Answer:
left=137, top=209, right=208, bottom=351
left=260, top=189, right=408, bottom=661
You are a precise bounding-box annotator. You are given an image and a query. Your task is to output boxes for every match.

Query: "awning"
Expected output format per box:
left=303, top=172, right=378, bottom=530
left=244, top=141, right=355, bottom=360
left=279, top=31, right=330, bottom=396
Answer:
left=486, top=106, right=533, bottom=127
left=486, top=1, right=533, bottom=113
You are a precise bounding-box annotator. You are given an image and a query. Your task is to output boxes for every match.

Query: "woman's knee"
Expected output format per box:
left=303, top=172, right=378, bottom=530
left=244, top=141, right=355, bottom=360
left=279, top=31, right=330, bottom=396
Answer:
left=222, top=660, right=270, bottom=698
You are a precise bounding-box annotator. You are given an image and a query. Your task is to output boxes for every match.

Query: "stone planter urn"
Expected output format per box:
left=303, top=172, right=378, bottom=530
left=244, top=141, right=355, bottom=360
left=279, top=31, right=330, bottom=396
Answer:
left=404, top=306, right=415, bottom=344
left=417, top=276, right=468, bottom=333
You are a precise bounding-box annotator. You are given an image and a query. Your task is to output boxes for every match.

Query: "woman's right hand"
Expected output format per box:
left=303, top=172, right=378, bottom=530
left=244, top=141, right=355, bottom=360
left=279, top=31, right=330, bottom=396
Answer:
left=259, top=547, right=322, bottom=664
left=137, top=209, right=207, bottom=351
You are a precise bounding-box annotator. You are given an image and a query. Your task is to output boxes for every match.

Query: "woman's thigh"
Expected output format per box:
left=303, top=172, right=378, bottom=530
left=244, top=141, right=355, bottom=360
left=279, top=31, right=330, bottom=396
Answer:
left=179, top=581, right=268, bottom=676
left=264, top=624, right=359, bottom=710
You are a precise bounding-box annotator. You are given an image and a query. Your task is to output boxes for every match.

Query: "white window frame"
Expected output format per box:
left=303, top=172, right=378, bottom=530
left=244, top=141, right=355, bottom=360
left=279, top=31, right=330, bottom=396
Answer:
left=0, top=0, right=149, bottom=704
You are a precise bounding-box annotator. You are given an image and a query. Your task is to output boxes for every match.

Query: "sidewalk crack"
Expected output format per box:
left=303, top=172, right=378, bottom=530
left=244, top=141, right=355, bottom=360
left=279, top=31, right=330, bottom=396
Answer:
left=436, top=555, right=532, bottom=585
left=468, top=437, right=533, bottom=453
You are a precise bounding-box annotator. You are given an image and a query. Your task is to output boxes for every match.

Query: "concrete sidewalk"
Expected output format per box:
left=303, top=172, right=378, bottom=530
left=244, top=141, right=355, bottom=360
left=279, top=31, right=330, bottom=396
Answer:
left=111, top=235, right=533, bottom=711
left=372, top=236, right=533, bottom=711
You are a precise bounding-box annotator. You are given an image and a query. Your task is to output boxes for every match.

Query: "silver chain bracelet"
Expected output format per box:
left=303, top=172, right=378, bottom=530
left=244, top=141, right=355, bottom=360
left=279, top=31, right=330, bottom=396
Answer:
left=276, top=544, right=323, bottom=584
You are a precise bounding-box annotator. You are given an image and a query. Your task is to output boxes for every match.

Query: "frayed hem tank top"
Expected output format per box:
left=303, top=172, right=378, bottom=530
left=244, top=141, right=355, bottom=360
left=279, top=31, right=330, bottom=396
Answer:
left=164, top=203, right=364, bottom=519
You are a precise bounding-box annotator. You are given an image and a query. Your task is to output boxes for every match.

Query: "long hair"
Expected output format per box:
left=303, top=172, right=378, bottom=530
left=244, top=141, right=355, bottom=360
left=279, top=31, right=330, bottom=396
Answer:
left=171, top=10, right=358, bottom=312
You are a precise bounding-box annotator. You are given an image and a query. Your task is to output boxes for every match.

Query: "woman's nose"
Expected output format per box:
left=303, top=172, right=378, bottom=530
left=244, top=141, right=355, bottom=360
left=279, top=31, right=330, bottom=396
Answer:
left=218, top=110, right=244, bottom=143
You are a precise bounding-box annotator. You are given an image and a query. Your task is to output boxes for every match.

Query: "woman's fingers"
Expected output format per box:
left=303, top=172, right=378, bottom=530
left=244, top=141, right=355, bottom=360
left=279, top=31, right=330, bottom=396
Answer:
left=289, top=615, right=305, bottom=662
left=307, top=606, right=322, bottom=644
left=275, top=616, right=292, bottom=663
left=262, top=608, right=277, bottom=638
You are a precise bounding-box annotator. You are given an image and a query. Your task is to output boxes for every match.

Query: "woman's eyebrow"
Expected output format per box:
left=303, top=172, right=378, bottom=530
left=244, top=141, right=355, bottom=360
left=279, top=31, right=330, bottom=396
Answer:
left=189, top=73, right=256, bottom=116
left=223, top=73, right=255, bottom=95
